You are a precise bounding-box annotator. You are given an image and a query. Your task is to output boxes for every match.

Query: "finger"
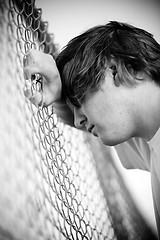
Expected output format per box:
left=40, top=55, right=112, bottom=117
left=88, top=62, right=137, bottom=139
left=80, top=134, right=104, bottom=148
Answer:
left=24, top=80, right=44, bottom=107
left=23, top=48, right=38, bottom=67
left=23, top=51, right=33, bottom=67
left=23, top=80, right=32, bottom=99
left=23, top=54, right=29, bottom=68
left=29, top=91, right=43, bottom=108
left=23, top=65, right=40, bottom=80
left=24, top=88, right=43, bottom=107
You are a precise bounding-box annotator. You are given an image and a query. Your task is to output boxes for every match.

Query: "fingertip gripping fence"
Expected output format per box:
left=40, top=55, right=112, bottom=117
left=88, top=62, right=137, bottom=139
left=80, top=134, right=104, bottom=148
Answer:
left=0, top=0, right=157, bottom=239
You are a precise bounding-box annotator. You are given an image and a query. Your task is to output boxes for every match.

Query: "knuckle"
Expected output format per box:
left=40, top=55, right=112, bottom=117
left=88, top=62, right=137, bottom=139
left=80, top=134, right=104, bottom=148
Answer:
left=25, top=49, right=37, bottom=64
left=23, top=63, right=39, bottom=78
left=23, top=67, right=30, bottom=79
left=23, top=54, right=28, bottom=67
left=27, top=48, right=35, bottom=55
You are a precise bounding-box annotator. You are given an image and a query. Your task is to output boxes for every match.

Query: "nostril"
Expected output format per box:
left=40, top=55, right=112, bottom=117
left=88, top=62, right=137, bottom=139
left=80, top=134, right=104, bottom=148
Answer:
left=80, top=119, right=86, bottom=126
left=74, top=107, right=87, bottom=128
left=74, top=119, right=85, bottom=129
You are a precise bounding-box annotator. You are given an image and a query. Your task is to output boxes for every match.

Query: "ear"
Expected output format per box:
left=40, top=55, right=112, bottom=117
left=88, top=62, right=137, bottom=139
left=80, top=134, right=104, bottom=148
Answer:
left=114, top=72, right=121, bottom=87
left=109, top=65, right=121, bottom=87
left=109, top=59, right=121, bottom=87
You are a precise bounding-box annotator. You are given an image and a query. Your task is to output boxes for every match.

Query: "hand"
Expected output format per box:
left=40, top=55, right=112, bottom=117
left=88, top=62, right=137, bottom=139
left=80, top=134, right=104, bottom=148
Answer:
left=23, top=49, right=62, bottom=107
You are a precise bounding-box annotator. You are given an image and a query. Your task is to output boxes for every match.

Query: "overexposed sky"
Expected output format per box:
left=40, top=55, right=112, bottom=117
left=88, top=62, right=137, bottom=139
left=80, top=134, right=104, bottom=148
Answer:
left=36, top=0, right=160, bottom=50
left=36, top=0, right=160, bottom=234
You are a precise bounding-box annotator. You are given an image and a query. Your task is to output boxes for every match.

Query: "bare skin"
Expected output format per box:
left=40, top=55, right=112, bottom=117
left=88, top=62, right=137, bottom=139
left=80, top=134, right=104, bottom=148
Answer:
left=23, top=49, right=160, bottom=146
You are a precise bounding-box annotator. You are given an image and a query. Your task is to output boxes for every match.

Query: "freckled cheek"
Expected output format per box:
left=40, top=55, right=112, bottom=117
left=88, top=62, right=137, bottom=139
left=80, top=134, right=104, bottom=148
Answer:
left=101, top=115, right=125, bottom=135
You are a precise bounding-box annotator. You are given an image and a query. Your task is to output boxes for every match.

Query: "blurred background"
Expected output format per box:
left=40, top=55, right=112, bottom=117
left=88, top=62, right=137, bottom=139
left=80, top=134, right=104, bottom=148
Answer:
left=36, top=0, right=160, bottom=235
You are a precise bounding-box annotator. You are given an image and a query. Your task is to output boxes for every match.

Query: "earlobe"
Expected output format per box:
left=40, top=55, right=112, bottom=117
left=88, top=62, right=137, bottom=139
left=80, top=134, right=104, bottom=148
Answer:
left=114, top=74, right=121, bottom=87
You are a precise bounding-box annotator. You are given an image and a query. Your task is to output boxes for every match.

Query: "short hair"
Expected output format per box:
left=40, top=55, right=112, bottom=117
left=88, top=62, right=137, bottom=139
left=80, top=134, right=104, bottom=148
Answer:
left=56, top=21, right=160, bottom=107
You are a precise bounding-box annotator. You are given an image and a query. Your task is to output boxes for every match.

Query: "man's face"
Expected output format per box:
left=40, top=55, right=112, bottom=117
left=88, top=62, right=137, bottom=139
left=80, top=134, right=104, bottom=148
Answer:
left=73, top=67, right=137, bottom=146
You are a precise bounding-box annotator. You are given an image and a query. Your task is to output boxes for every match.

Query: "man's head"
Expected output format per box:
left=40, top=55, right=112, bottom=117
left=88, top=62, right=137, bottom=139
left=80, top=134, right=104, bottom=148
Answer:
left=56, top=21, right=160, bottom=107
left=56, top=21, right=160, bottom=145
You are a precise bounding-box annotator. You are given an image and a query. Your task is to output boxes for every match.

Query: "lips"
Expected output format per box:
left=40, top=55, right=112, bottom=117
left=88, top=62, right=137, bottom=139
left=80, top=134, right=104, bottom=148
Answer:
left=87, top=125, right=98, bottom=137
left=93, top=131, right=98, bottom=137
left=87, top=125, right=94, bottom=133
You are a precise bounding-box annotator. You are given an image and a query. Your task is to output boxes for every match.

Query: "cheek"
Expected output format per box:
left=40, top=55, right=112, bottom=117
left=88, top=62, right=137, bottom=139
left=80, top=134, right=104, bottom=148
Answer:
left=102, top=109, right=123, bottom=127
left=97, top=112, right=132, bottom=145
left=107, top=111, right=129, bottom=133
left=85, top=103, right=105, bottom=123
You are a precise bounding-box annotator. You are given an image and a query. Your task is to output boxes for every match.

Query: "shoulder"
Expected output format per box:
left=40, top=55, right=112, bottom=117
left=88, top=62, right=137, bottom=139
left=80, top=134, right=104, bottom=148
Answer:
left=115, top=137, right=151, bottom=171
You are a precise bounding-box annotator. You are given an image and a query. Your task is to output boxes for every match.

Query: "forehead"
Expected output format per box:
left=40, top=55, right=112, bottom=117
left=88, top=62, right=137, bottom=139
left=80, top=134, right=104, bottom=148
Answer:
left=65, top=66, right=115, bottom=108
left=62, top=57, right=111, bottom=110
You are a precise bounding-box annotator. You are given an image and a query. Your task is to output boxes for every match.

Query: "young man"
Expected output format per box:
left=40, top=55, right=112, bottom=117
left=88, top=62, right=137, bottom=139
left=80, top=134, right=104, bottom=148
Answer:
left=23, top=21, right=160, bottom=236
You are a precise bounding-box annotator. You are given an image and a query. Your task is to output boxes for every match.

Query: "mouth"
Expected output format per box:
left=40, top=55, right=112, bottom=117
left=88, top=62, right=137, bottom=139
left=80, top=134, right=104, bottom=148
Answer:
left=93, top=132, right=98, bottom=137
left=87, top=125, right=98, bottom=137
left=87, top=125, right=94, bottom=133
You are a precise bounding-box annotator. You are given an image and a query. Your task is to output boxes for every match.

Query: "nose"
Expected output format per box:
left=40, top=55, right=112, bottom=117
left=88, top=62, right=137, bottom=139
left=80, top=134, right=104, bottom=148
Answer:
left=74, top=107, right=87, bottom=129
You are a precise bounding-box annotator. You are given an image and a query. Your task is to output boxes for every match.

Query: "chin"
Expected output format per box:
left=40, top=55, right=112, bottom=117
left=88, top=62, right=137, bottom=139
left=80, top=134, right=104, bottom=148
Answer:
left=99, top=135, right=126, bottom=146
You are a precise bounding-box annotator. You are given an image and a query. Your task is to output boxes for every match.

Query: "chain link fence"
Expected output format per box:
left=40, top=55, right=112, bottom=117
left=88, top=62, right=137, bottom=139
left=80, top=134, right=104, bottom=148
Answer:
left=0, top=0, right=157, bottom=239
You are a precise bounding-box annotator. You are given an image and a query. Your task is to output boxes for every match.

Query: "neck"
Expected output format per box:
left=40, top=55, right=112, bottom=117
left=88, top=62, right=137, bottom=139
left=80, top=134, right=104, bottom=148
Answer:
left=134, top=80, right=160, bottom=141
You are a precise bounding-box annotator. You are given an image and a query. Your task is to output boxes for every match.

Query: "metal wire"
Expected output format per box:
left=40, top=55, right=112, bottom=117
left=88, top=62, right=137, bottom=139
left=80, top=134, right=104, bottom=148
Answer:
left=0, top=0, right=157, bottom=240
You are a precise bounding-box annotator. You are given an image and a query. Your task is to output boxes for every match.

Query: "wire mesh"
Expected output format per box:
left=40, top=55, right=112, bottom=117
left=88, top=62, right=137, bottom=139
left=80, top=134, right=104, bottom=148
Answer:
left=0, top=0, right=158, bottom=240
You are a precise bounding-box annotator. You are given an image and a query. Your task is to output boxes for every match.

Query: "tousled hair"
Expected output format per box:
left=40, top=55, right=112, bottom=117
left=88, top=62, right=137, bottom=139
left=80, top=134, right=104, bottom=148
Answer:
left=56, top=21, right=160, bottom=107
